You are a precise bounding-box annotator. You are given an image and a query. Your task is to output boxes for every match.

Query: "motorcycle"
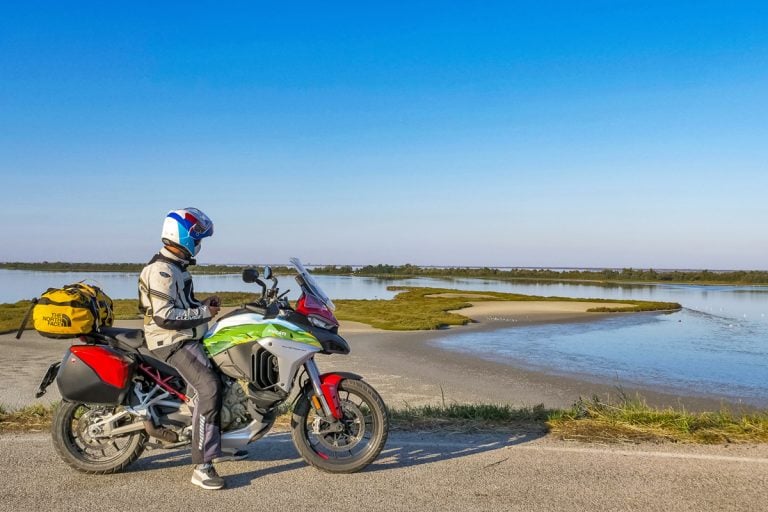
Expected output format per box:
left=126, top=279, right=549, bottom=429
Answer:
left=36, top=258, right=389, bottom=474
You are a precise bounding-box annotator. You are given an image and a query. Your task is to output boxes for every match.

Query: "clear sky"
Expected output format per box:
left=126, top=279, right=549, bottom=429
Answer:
left=2, top=2, right=767, bottom=269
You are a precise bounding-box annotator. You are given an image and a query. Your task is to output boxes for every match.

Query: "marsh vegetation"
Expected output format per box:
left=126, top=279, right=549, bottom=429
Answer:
left=0, top=287, right=680, bottom=334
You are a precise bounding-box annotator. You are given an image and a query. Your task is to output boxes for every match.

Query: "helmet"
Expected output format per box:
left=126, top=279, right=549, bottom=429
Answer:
left=161, top=207, right=214, bottom=258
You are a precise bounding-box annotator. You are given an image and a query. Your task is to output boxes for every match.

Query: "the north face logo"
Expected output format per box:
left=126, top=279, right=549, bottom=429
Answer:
left=42, top=312, right=72, bottom=327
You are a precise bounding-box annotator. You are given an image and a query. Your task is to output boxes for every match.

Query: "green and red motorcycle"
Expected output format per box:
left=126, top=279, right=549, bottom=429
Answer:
left=38, top=258, right=389, bottom=474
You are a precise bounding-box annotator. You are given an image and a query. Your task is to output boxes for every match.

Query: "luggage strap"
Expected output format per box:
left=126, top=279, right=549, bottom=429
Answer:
left=15, top=298, right=39, bottom=340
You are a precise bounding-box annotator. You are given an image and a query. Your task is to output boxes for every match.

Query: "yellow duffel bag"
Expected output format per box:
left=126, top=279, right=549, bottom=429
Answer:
left=30, top=283, right=114, bottom=338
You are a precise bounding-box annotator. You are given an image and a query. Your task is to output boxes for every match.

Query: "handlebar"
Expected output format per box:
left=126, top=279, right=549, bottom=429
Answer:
left=243, top=269, right=291, bottom=313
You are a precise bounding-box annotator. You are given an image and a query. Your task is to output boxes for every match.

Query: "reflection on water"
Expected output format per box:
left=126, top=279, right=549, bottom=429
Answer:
left=2, top=269, right=767, bottom=404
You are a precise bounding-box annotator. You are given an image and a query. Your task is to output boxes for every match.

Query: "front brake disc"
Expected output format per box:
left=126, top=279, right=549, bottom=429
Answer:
left=313, top=401, right=366, bottom=452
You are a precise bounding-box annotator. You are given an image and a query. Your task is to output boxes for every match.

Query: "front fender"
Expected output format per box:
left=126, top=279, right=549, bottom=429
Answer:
left=303, top=372, right=364, bottom=419
left=323, top=371, right=363, bottom=382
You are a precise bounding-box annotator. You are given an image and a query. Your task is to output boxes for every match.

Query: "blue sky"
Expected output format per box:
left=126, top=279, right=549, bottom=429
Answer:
left=2, top=2, right=767, bottom=269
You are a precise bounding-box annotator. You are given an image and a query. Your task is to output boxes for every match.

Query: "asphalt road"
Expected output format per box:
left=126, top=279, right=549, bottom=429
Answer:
left=2, top=431, right=767, bottom=512
left=5, top=323, right=768, bottom=511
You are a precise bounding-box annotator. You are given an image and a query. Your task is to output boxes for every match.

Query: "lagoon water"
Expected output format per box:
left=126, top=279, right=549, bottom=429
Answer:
left=3, top=269, right=767, bottom=405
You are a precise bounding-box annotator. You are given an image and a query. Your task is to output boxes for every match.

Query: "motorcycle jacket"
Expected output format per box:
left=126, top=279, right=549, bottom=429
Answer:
left=138, top=247, right=212, bottom=354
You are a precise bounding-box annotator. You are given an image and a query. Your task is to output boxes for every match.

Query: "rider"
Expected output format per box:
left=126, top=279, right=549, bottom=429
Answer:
left=138, top=207, right=245, bottom=490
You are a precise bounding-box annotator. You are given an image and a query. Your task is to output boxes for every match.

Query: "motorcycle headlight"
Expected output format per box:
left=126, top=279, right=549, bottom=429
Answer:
left=308, top=315, right=335, bottom=330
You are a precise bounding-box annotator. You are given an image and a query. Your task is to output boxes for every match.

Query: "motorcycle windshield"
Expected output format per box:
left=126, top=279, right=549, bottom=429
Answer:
left=289, top=257, right=336, bottom=311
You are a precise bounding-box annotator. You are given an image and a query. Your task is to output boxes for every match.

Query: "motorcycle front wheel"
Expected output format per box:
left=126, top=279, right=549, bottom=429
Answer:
left=52, top=400, right=146, bottom=474
left=291, top=378, right=389, bottom=473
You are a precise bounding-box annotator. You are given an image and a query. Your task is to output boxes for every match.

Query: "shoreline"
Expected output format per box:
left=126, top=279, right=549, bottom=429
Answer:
left=432, top=301, right=765, bottom=409
left=427, top=317, right=764, bottom=410
left=0, top=304, right=761, bottom=413
left=321, top=307, right=762, bottom=413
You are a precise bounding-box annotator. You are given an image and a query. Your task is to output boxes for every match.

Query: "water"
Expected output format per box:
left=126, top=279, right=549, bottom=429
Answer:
left=3, top=269, right=767, bottom=404
left=436, top=310, right=768, bottom=405
left=426, top=280, right=768, bottom=405
left=0, top=269, right=492, bottom=302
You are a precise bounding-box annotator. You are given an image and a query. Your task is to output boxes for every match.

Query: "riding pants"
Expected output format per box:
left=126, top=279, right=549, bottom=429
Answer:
left=166, top=342, right=223, bottom=464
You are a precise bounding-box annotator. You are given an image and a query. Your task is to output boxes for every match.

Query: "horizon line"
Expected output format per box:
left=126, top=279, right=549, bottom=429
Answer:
left=1, top=261, right=766, bottom=273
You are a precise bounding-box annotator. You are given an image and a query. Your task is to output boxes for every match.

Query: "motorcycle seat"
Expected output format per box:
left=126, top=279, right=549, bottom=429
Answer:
left=100, top=327, right=145, bottom=350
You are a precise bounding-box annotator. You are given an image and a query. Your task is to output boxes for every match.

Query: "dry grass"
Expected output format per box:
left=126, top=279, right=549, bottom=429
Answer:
left=0, top=403, right=55, bottom=433
left=548, top=394, right=768, bottom=444
left=390, top=402, right=554, bottom=434
left=3, top=396, right=767, bottom=443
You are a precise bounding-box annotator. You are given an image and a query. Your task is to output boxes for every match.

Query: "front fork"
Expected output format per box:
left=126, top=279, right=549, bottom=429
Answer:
left=304, top=358, right=343, bottom=420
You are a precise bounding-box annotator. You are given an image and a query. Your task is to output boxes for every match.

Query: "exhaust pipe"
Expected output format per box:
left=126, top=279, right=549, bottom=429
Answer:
left=142, top=420, right=179, bottom=443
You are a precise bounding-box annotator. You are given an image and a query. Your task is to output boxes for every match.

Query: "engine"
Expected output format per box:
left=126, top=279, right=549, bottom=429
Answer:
left=220, top=379, right=255, bottom=431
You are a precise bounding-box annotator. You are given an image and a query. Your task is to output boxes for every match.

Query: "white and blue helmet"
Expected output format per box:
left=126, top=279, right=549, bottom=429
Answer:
left=161, top=207, right=214, bottom=258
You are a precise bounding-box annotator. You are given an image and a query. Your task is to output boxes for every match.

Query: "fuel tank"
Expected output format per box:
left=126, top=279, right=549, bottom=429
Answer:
left=203, top=310, right=321, bottom=385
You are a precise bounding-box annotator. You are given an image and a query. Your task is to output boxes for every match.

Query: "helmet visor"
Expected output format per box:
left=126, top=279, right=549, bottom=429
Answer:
left=190, top=221, right=213, bottom=239
left=185, top=208, right=214, bottom=240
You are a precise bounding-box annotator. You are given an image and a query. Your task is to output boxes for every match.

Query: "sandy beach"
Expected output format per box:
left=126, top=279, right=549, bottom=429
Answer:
left=0, top=301, right=742, bottom=412
left=449, top=299, right=636, bottom=323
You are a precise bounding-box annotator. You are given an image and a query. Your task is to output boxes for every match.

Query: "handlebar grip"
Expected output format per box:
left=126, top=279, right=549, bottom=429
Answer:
left=244, top=304, right=267, bottom=314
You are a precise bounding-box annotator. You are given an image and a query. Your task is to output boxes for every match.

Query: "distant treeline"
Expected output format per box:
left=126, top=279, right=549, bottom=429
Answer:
left=0, top=262, right=146, bottom=272
left=0, top=261, right=267, bottom=275
left=3, top=261, right=768, bottom=285
left=311, top=264, right=768, bottom=285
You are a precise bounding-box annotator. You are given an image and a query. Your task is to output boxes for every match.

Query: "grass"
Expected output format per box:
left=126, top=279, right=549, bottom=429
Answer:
left=4, top=396, right=767, bottom=444
left=390, top=402, right=555, bottom=433
left=1, top=287, right=679, bottom=334
left=334, top=286, right=681, bottom=330
left=0, top=299, right=36, bottom=335
left=334, top=290, right=475, bottom=331
left=549, top=394, right=768, bottom=443
left=0, top=403, right=55, bottom=432
left=390, top=395, right=768, bottom=443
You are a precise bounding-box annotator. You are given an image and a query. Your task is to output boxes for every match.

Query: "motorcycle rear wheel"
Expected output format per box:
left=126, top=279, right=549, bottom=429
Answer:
left=52, top=400, right=146, bottom=474
left=291, top=378, right=389, bottom=473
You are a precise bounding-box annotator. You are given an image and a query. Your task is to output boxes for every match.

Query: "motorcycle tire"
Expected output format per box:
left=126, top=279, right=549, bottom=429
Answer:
left=52, top=400, right=147, bottom=474
left=291, top=378, right=389, bottom=473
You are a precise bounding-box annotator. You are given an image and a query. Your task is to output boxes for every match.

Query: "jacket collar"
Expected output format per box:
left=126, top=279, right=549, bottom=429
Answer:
left=157, top=247, right=196, bottom=269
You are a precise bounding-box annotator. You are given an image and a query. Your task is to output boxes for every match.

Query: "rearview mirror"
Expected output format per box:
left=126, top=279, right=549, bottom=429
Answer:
left=242, top=268, right=259, bottom=283
left=263, top=266, right=273, bottom=280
